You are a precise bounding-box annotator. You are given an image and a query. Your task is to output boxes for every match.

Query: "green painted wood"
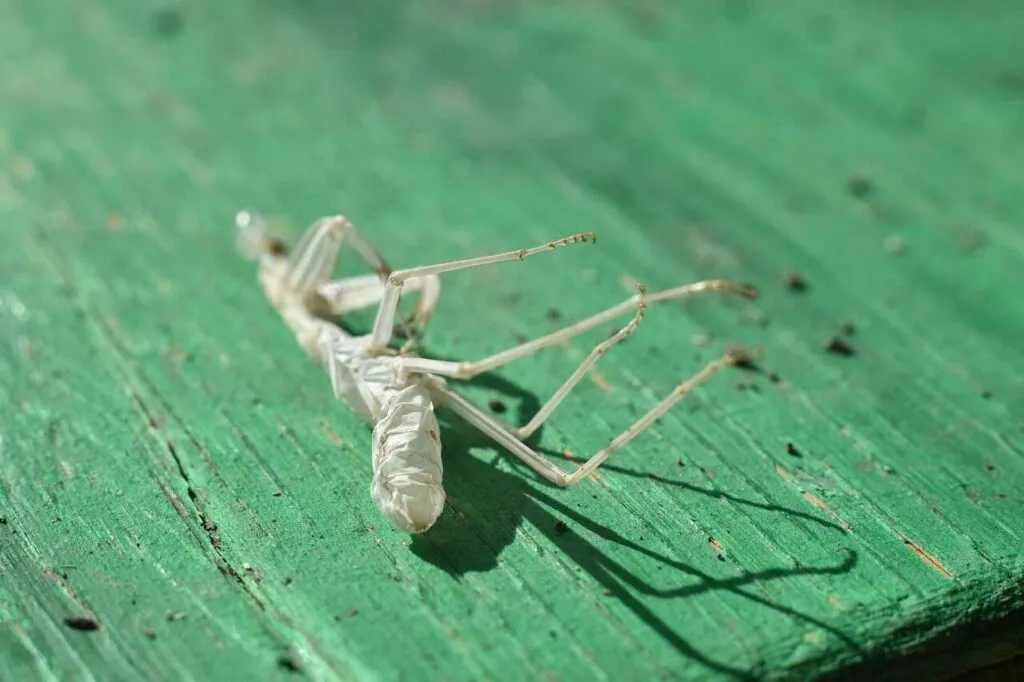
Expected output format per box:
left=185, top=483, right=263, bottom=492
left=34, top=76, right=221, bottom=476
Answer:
left=1, top=1, right=1022, bottom=680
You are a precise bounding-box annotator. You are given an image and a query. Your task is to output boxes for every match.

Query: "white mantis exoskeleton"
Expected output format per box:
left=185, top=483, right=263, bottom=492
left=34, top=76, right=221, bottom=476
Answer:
left=236, top=211, right=761, bottom=533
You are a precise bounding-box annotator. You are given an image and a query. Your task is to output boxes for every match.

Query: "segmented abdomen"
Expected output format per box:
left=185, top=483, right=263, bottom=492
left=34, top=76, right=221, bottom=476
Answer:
left=370, top=381, right=446, bottom=533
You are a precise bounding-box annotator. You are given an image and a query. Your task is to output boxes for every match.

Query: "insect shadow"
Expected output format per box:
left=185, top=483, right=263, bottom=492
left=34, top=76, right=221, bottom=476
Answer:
left=406, top=352, right=860, bottom=680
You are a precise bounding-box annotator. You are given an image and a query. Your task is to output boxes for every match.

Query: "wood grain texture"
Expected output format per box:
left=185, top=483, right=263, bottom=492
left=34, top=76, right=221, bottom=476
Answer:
left=1, top=1, right=1022, bottom=680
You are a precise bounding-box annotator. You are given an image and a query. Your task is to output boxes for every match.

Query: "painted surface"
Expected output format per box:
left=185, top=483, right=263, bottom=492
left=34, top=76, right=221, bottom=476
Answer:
left=1, top=1, right=1022, bottom=680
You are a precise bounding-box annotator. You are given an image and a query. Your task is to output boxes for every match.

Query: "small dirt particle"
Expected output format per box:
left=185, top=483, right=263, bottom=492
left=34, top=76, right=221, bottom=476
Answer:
left=785, top=442, right=802, bottom=457
left=283, top=577, right=293, bottom=586
left=839, top=322, right=855, bottom=337
left=766, top=370, right=781, bottom=383
left=0, top=517, right=7, bottom=525
left=143, top=628, right=157, bottom=639
left=824, top=337, right=855, bottom=356
left=243, top=563, right=265, bottom=583
left=272, top=490, right=283, bottom=497
left=847, top=175, right=873, bottom=199
left=277, top=654, right=302, bottom=673
left=63, top=616, right=100, bottom=631
left=166, top=610, right=186, bottom=622
left=981, top=390, right=992, bottom=399
left=725, top=344, right=761, bottom=371
left=148, top=416, right=162, bottom=429
left=677, top=459, right=686, bottom=467
left=985, top=464, right=996, bottom=472
left=488, top=399, right=508, bottom=414
left=783, top=272, right=808, bottom=292
left=546, top=308, right=562, bottom=321
left=554, top=521, right=569, bottom=536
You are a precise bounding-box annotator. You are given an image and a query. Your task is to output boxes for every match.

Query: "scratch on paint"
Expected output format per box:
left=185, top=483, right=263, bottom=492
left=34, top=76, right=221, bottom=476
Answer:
left=801, top=492, right=854, bottom=533
left=775, top=465, right=853, bottom=533
left=899, top=535, right=956, bottom=580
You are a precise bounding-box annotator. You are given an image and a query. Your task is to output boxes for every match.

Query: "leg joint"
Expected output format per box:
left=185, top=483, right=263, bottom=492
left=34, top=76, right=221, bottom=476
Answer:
left=453, top=362, right=475, bottom=379
left=323, top=214, right=353, bottom=232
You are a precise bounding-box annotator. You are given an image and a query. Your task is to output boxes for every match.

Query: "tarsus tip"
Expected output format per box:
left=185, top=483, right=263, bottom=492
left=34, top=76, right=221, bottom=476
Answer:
left=738, top=284, right=759, bottom=300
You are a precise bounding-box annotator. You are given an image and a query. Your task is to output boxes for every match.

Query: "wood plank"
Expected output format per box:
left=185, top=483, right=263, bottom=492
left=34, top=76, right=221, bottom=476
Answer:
left=1, top=1, right=1021, bottom=680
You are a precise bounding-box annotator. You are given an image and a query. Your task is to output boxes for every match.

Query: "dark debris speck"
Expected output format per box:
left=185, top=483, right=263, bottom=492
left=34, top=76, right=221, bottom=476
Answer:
left=63, top=616, right=100, bottom=631
left=785, top=442, right=802, bottom=457
left=824, top=337, right=855, bottom=356
left=839, top=322, right=855, bottom=337
left=725, top=344, right=761, bottom=371
left=554, top=521, right=569, bottom=536
left=277, top=654, right=302, bottom=673
left=488, top=399, right=508, bottom=414
left=783, top=272, right=808, bottom=292
left=847, top=175, right=873, bottom=199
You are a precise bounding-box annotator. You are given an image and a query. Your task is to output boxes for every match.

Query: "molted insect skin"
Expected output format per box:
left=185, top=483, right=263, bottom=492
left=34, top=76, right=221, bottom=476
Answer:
left=321, top=334, right=398, bottom=424
left=370, top=383, right=446, bottom=533
left=318, top=330, right=445, bottom=532
left=278, top=303, right=339, bottom=365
